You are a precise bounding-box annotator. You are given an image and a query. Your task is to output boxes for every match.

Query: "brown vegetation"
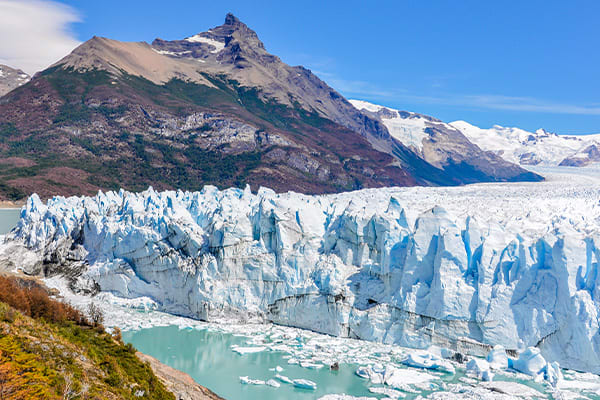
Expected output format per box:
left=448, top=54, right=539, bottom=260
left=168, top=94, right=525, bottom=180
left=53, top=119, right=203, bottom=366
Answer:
left=0, top=275, right=89, bottom=326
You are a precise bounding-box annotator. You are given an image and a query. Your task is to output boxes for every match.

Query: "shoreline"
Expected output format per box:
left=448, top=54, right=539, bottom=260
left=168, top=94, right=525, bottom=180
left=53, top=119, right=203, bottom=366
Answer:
left=136, top=351, right=225, bottom=400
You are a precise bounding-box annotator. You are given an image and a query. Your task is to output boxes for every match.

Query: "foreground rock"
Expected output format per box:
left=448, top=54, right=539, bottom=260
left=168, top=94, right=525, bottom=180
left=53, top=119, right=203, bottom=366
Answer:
left=136, top=352, right=224, bottom=400
left=1, top=173, right=599, bottom=373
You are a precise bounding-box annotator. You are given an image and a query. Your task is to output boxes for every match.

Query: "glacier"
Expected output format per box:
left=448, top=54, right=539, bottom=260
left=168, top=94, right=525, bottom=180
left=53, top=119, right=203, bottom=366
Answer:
left=1, top=167, right=600, bottom=375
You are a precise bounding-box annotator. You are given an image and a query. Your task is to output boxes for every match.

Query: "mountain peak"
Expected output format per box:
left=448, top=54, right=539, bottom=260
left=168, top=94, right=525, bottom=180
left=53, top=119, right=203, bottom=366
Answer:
left=224, top=12, right=242, bottom=26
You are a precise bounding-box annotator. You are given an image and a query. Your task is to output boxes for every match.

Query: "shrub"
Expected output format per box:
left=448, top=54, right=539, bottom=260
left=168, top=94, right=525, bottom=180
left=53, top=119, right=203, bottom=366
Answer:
left=0, top=276, right=89, bottom=326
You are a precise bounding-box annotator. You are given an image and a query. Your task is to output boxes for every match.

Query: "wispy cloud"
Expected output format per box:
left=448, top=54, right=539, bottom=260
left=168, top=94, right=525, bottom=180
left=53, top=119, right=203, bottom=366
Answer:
left=316, top=71, right=600, bottom=116
left=0, top=0, right=81, bottom=75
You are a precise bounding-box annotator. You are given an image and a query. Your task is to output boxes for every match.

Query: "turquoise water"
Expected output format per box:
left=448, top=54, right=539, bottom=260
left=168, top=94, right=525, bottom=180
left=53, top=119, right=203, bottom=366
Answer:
left=0, top=209, right=20, bottom=234
left=123, top=326, right=373, bottom=400
left=121, top=324, right=566, bottom=400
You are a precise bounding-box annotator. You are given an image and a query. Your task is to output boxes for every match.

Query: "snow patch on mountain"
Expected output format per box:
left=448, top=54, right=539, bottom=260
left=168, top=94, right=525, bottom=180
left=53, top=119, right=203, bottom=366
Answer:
left=350, top=99, right=447, bottom=152
left=184, top=34, right=225, bottom=53
left=1, top=168, right=600, bottom=374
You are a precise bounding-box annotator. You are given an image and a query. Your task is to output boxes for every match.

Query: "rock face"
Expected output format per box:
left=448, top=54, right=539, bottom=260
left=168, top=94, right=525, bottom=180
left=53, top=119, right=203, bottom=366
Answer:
left=3, top=176, right=600, bottom=373
left=0, top=64, right=30, bottom=96
left=450, top=120, right=600, bottom=167
left=0, top=14, right=539, bottom=201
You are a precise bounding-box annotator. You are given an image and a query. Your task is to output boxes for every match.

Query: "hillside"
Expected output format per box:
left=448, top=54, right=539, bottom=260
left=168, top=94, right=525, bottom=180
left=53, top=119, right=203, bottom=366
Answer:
left=0, top=275, right=218, bottom=399
left=0, top=14, right=540, bottom=201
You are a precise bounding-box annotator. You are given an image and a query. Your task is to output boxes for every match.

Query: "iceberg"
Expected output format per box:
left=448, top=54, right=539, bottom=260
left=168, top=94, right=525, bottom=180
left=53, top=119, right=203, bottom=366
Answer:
left=402, top=351, right=455, bottom=374
left=486, top=345, right=508, bottom=370
left=1, top=174, right=600, bottom=374
left=239, top=376, right=265, bottom=385
left=292, top=379, right=317, bottom=390
left=465, top=358, right=493, bottom=381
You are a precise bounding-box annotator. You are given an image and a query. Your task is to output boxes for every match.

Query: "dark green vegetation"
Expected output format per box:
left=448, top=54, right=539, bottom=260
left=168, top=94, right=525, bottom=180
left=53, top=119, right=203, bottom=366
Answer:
left=0, top=66, right=409, bottom=200
left=0, top=275, right=175, bottom=399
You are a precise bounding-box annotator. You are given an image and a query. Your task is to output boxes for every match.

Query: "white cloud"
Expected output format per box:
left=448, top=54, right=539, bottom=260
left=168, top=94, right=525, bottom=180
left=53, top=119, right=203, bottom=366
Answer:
left=0, top=0, right=81, bottom=75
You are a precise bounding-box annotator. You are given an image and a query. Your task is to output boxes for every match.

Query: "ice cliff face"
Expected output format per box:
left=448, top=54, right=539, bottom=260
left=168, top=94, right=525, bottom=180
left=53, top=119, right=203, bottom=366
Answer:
left=2, top=170, right=600, bottom=373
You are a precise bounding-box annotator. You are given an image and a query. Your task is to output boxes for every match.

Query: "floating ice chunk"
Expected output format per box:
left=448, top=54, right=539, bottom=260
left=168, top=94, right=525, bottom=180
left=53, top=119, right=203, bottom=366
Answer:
left=266, top=379, right=281, bottom=388
left=481, top=381, right=544, bottom=397
left=544, top=361, right=563, bottom=386
left=292, top=378, right=317, bottom=390
left=300, top=361, right=324, bottom=369
left=486, top=345, right=509, bottom=370
left=239, top=376, right=265, bottom=385
left=402, top=351, right=455, bottom=374
left=275, top=374, right=293, bottom=384
left=368, top=386, right=405, bottom=398
left=318, top=395, right=378, bottom=400
left=466, top=358, right=493, bottom=381
left=356, top=364, right=436, bottom=390
left=511, top=347, right=546, bottom=377
left=231, top=345, right=266, bottom=355
left=268, top=365, right=284, bottom=372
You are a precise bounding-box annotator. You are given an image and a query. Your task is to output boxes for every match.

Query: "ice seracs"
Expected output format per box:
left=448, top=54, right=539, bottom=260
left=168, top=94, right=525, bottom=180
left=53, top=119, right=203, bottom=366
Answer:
left=2, top=169, right=600, bottom=375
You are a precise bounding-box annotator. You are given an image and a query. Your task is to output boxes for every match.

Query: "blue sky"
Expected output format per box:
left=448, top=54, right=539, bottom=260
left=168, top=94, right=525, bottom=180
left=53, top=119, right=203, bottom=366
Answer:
left=2, top=0, right=600, bottom=134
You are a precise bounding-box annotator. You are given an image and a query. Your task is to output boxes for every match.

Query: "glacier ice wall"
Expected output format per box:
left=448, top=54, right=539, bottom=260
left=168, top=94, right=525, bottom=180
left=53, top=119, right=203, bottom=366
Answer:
left=2, top=179, right=600, bottom=373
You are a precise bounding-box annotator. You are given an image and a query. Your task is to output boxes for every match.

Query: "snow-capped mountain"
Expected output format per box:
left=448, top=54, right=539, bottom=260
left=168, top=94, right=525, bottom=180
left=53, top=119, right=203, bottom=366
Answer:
left=350, top=100, right=541, bottom=184
left=450, top=120, right=600, bottom=167
left=0, top=14, right=542, bottom=201
left=0, top=64, right=30, bottom=96
left=2, top=168, right=599, bottom=373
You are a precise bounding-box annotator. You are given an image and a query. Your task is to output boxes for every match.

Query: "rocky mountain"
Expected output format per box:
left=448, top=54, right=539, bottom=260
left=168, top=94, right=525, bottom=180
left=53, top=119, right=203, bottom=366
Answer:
left=0, top=64, right=30, bottom=96
left=451, top=120, right=600, bottom=167
left=350, top=100, right=541, bottom=184
left=0, top=14, right=540, bottom=201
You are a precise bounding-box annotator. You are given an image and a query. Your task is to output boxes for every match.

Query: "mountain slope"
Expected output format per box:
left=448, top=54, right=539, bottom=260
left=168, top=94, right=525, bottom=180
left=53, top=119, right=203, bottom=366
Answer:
left=0, top=64, right=30, bottom=96
left=350, top=100, right=543, bottom=184
left=0, top=275, right=177, bottom=399
left=0, top=14, right=539, bottom=200
left=451, top=120, right=600, bottom=167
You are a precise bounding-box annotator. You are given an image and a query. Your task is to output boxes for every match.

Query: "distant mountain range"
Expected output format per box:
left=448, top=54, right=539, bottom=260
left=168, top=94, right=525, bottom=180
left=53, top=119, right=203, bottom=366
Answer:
left=450, top=121, right=600, bottom=167
left=0, top=14, right=542, bottom=200
left=0, top=64, right=30, bottom=96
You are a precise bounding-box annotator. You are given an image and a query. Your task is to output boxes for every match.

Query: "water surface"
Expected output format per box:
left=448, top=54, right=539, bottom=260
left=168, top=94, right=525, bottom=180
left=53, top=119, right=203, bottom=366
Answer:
left=0, top=209, right=20, bottom=234
left=123, top=325, right=375, bottom=400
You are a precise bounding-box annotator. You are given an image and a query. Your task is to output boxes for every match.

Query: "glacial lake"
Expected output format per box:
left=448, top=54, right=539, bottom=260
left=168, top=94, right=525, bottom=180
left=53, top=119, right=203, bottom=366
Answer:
left=122, top=325, right=374, bottom=400
left=121, top=324, right=560, bottom=400
left=0, top=208, right=20, bottom=234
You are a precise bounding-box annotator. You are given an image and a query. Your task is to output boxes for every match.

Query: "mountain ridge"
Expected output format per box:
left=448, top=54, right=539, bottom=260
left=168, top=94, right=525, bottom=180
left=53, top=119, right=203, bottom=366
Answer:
left=451, top=119, right=600, bottom=167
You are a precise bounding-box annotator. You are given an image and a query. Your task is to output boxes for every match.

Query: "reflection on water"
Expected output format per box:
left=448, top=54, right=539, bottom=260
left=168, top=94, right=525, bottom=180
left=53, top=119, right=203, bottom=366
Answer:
left=0, top=209, right=20, bottom=235
left=122, top=326, right=372, bottom=400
